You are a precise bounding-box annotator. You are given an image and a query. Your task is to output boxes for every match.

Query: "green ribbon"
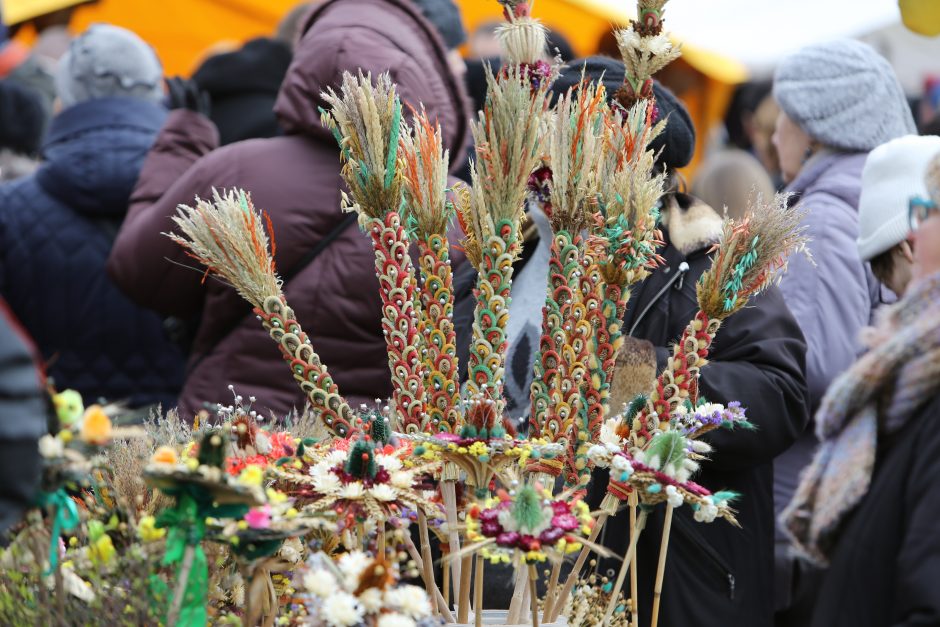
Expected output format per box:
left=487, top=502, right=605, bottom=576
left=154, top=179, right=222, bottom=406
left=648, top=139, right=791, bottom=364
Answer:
left=36, top=489, right=80, bottom=576
left=154, top=488, right=250, bottom=626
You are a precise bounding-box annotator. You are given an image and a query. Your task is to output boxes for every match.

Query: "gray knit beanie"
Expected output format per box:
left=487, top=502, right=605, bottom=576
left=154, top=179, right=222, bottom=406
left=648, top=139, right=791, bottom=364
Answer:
left=55, top=24, right=163, bottom=108
left=773, top=39, right=915, bottom=152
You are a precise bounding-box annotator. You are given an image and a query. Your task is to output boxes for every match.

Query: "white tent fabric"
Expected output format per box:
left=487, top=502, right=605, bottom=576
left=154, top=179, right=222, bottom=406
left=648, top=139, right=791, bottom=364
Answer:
left=584, top=0, right=901, bottom=72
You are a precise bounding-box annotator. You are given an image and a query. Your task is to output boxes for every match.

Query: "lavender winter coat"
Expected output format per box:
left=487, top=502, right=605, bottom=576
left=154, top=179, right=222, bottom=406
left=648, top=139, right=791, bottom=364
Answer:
left=106, top=0, right=470, bottom=419
left=778, top=151, right=880, bottom=412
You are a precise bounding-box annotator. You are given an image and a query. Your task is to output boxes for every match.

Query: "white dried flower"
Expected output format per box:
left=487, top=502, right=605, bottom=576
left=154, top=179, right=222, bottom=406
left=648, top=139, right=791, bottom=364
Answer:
left=322, top=592, right=364, bottom=627
left=303, top=569, right=335, bottom=597
left=385, top=585, right=432, bottom=618
left=339, top=483, right=364, bottom=499
left=378, top=613, right=417, bottom=627
left=370, top=484, right=397, bottom=501
left=313, top=472, right=342, bottom=494
left=665, top=485, right=684, bottom=508
left=38, top=434, right=64, bottom=459
left=359, top=587, right=384, bottom=613
left=390, top=470, right=414, bottom=488
left=338, top=551, right=371, bottom=589
left=376, top=454, right=402, bottom=472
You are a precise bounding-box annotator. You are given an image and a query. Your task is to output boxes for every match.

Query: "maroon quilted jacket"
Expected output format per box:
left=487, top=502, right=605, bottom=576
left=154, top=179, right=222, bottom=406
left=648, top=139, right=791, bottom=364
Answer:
left=107, top=0, right=470, bottom=418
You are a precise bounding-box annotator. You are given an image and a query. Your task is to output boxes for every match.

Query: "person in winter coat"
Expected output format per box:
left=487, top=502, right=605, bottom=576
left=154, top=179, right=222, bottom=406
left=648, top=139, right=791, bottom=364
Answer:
left=857, top=135, right=940, bottom=297
left=453, top=57, right=810, bottom=625
left=0, top=298, right=47, bottom=540
left=781, top=153, right=940, bottom=627
left=0, top=24, right=184, bottom=409
left=107, top=0, right=470, bottom=419
left=770, top=39, right=917, bottom=622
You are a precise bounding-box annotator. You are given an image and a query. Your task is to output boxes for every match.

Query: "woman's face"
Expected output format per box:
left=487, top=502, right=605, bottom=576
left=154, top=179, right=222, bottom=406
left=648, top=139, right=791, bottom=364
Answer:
left=913, top=211, right=940, bottom=281
left=772, top=110, right=813, bottom=184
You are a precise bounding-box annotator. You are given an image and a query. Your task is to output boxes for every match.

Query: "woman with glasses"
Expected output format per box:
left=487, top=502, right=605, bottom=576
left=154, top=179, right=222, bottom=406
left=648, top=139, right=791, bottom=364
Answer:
left=782, top=153, right=940, bottom=626
left=858, top=136, right=940, bottom=299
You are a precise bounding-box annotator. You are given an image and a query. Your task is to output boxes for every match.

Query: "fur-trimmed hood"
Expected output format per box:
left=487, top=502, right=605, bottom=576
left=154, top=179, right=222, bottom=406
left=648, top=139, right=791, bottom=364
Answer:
left=659, top=192, right=725, bottom=256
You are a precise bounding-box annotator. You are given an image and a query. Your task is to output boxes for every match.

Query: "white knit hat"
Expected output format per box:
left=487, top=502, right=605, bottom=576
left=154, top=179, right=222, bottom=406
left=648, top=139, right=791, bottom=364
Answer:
left=857, top=135, right=940, bottom=261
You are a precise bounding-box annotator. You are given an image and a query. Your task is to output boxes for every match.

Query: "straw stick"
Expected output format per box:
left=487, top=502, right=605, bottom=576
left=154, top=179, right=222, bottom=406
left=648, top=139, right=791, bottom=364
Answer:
left=457, top=553, right=473, bottom=623
left=540, top=560, right=562, bottom=619
left=404, top=535, right=455, bottom=622
left=507, top=565, right=529, bottom=623
left=528, top=564, right=540, bottom=627
left=602, top=509, right=648, bottom=624
left=474, top=554, right=485, bottom=627
left=443, top=556, right=451, bottom=608
left=650, top=504, right=675, bottom=627
left=546, top=510, right=609, bottom=622
left=630, top=493, right=640, bottom=627
left=442, top=472, right=462, bottom=597
left=418, top=512, right=438, bottom=614
left=378, top=524, right=386, bottom=557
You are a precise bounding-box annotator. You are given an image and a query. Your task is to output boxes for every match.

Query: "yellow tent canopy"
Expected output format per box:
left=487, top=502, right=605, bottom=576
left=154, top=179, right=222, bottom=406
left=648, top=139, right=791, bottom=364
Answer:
left=9, top=0, right=745, bottom=172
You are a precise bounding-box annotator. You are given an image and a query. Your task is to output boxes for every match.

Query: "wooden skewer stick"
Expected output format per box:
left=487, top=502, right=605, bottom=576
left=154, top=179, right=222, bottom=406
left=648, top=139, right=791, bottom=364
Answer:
left=167, top=544, right=196, bottom=627
left=457, top=553, right=474, bottom=623
left=442, top=478, right=462, bottom=599
left=650, top=504, right=675, bottom=627
left=443, top=558, right=451, bottom=608
left=528, top=563, right=541, bottom=627
left=629, top=493, right=640, bottom=627
left=418, top=512, right=438, bottom=615
left=377, top=524, right=386, bottom=557
left=540, top=560, right=562, bottom=619
left=474, top=554, right=485, bottom=627
left=507, top=564, right=529, bottom=623
left=404, top=535, right=455, bottom=623
left=602, top=509, right=648, bottom=624
left=545, top=510, right=609, bottom=623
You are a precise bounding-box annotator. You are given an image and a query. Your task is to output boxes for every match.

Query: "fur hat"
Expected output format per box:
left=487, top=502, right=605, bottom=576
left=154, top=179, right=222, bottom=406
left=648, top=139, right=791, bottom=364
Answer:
left=0, top=80, right=45, bottom=156
left=55, top=24, right=163, bottom=108
left=773, top=39, right=916, bottom=152
left=551, top=56, right=696, bottom=172
left=857, top=135, right=940, bottom=260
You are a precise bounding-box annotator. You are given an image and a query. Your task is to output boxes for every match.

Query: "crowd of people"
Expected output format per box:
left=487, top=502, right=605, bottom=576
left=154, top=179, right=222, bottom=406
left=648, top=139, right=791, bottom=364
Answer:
left=0, top=0, right=939, bottom=625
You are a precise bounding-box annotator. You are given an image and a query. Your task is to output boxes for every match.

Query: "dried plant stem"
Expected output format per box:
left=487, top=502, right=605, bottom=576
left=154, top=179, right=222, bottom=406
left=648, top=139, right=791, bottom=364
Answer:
left=546, top=510, right=608, bottom=622
left=528, top=564, right=540, bottom=627
left=603, top=509, right=648, bottom=623
left=630, top=492, right=640, bottom=627
left=405, top=535, right=455, bottom=622
left=474, top=555, right=485, bottom=627
left=650, top=504, right=675, bottom=627
left=168, top=544, right=196, bottom=627
left=507, top=564, right=529, bottom=623
left=540, top=560, right=562, bottom=618
left=378, top=523, right=387, bottom=556
left=418, top=512, right=438, bottom=614
left=442, top=474, right=462, bottom=599
left=458, top=553, right=474, bottom=623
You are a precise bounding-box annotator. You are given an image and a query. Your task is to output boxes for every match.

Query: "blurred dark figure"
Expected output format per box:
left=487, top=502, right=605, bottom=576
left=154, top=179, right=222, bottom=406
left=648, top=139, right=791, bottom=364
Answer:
left=0, top=80, right=44, bottom=181
left=723, top=80, right=783, bottom=188
left=692, top=149, right=775, bottom=221
left=191, top=2, right=317, bottom=145
left=0, top=24, right=185, bottom=409
left=0, top=299, right=47, bottom=539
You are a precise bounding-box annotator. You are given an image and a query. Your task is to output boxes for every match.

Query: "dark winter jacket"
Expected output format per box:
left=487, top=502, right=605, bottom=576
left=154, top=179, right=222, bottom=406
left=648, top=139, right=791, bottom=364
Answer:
left=0, top=299, right=47, bottom=536
left=810, top=394, right=940, bottom=626
left=588, top=195, right=809, bottom=627
left=107, top=0, right=470, bottom=419
left=0, top=98, right=185, bottom=408
left=453, top=194, right=810, bottom=624
left=192, top=37, right=292, bottom=145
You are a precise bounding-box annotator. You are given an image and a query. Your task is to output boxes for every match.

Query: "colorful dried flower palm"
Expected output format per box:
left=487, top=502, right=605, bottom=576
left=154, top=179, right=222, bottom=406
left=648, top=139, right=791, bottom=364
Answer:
left=399, top=108, right=461, bottom=433
left=168, top=190, right=355, bottom=437
left=320, top=72, right=427, bottom=434
left=613, top=0, right=682, bottom=111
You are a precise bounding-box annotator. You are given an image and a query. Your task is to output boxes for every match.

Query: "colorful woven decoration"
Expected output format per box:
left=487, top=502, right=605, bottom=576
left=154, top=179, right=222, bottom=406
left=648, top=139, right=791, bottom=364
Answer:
left=320, top=72, right=428, bottom=434
left=400, top=110, right=461, bottom=433
left=613, top=0, right=682, bottom=111
left=167, top=190, right=356, bottom=437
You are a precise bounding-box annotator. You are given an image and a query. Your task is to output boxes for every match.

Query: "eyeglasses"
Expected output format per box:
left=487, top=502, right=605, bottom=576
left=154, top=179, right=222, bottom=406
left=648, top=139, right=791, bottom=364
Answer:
left=909, top=195, right=940, bottom=231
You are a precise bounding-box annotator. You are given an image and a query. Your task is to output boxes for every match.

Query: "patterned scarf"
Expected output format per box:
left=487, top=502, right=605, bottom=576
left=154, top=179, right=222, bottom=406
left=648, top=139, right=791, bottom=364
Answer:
left=783, top=270, right=940, bottom=565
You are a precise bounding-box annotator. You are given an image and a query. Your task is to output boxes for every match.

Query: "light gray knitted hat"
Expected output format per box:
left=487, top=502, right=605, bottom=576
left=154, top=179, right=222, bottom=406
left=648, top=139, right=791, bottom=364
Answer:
left=55, top=24, right=163, bottom=108
left=773, top=39, right=916, bottom=152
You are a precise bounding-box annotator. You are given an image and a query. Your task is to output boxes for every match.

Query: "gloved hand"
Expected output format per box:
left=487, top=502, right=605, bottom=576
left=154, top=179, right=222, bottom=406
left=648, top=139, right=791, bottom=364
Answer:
left=165, top=77, right=211, bottom=116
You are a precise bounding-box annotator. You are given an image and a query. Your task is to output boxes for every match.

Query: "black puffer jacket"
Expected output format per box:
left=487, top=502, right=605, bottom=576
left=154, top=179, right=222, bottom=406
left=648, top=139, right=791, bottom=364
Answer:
left=588, top=194, right=809, bottom=627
